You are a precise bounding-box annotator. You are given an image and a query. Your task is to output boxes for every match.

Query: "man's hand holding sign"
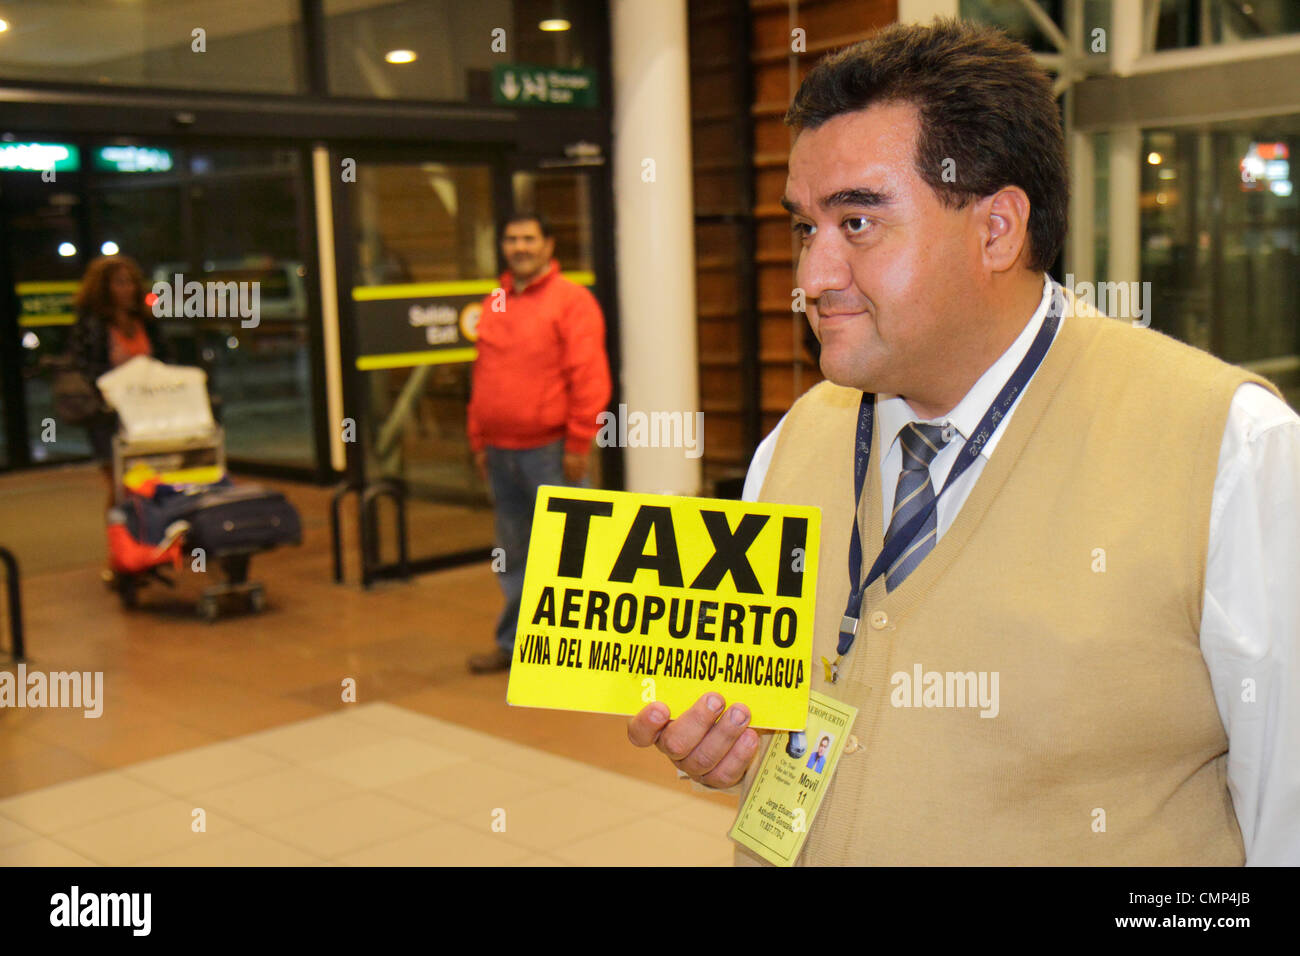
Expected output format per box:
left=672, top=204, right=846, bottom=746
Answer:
left=505, top=487, right=819, bottom=738
left=628, top=692, right=759, bottom=790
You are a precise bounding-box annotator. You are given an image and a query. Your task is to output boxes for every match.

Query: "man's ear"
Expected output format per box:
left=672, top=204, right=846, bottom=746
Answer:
left=543, top=236, right=556, bottom=260
left=978, top=186, right=1031, bottom=273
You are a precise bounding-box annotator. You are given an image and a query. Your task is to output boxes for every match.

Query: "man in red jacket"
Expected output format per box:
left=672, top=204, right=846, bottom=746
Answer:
left=466, top=213, right=611, bottom=673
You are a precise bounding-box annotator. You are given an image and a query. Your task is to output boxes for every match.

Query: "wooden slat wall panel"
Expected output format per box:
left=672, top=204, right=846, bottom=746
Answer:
left=753, top=64, right=794, bottom=108
left=756, top=214, right=796, bottom=254
left=700, top=318, right=743, bottom=354
left=695, top=220, right=745, bottom=260
left=756, top=0, right=889, bottom=52
left=754, top=166, right=788, bottom=207
left=753, top=115, right=792, bottom=154
left=693, top=118, right=741, bottom=162
left=686, top=0, right=897, bottom=490
left=746, top=0, right=897, bottom=442
left=704, top=415, right=744, bottom=466
left=690, top=0, right=752, bottom=481
left=692, top=69, right=741, bottom=113
left=699, top=266, right=746, bottom=314
left=695, top=169, right=743, bottom=211
left=760, top=315, right=803, bottom=360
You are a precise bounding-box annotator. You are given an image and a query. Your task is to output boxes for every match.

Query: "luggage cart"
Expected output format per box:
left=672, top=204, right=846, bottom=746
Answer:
left=100, top=358, right=300, bottom=621
left=109, top=428, right=266, bottom=618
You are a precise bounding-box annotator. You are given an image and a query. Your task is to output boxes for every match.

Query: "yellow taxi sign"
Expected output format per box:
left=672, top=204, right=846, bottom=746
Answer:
left=506, top=486, right=820, bottom=729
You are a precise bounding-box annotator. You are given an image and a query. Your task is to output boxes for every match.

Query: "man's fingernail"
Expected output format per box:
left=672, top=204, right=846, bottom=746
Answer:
left=730, top=707, right=748, bottom=726
left=651, top=704, right=668, bottom=722
left=706, top=694, right=724, bottom=713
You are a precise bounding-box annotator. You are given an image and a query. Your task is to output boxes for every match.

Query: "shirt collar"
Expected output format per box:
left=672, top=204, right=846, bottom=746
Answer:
left=877, top=274, right=1057, bottom=460
left=502, top=258, right=559, bottom=295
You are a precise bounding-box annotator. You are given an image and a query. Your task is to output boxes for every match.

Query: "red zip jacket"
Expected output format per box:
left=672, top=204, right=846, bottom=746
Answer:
left=467, top=259, right=611, bottom=456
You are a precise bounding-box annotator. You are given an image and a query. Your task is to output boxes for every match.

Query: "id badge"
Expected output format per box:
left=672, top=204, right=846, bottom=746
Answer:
left=729, top=689, right=858, bottom=867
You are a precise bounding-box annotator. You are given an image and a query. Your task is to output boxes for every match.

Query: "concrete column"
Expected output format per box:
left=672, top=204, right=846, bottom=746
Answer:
left=1108, top=125, right=1142, bottom=288
left=1105, top=0, right=1143, bottom=293
left=609, top=0, right=701, bottom=495
left=1067, top=127, right=1096, bottom=283
left=1110, top=0, right=1143, bottom=75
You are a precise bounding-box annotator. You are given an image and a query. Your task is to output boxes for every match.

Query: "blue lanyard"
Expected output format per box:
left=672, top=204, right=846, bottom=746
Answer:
left=831, top=282, right=1065, bottom=674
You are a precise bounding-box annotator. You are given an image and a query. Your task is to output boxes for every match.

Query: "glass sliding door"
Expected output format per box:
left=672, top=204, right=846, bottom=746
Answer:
left=1140, top=117, right=1300, bottom=408
left=0, top=139, right=321, bottom=475
left=0, top=153, right=89, bottom=465
left=89, top=144, right=318, bottom=472
left=343, top=156, right=607, bottom=565
left=347, top=158, right=500, bottom=562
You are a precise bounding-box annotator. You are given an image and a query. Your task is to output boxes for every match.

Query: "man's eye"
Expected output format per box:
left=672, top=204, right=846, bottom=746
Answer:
left=843, top=216, right=873, bottom=235
left=791, top=221, right=815, bottom=240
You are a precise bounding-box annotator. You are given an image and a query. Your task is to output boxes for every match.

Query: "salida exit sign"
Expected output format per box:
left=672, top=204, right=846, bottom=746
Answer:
left=492, top=64, right=597, bottom=108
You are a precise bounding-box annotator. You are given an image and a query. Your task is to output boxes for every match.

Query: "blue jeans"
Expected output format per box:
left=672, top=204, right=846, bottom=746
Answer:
left=486, top=440, right=583, bottom=654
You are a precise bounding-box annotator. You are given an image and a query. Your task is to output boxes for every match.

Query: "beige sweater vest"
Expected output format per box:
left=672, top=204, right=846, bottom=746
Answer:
left=738, top=300, right=1280, bottom=865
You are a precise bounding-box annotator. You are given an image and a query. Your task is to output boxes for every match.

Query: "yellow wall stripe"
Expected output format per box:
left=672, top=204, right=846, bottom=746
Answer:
left=355, top=347, right=478, bottom=371
left=19, top=314, right=76, bottom=327
left=16, top=281, right=80, bottom=295
left=351, top=271, right=596, bottom=301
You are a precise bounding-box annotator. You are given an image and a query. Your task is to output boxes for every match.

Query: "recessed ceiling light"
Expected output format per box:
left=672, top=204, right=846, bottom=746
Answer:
left=385, top=49, right=417, bottom=64
left=0, top=19, right=10, bottom=33
left=539, top=19, right=571, bottom=32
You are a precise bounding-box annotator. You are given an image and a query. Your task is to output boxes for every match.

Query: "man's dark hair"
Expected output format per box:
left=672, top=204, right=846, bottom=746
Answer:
left=500, top=212, right=553, bottom=239
left=785, top=18, right=1067, bottom=272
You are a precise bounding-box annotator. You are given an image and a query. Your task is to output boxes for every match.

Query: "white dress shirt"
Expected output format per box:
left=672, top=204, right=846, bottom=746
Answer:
left=743, top=275, right=1300, bottom=865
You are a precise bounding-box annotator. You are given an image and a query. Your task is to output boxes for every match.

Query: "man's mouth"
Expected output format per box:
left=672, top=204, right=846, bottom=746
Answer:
left=818, top=309, right=868, bottom=324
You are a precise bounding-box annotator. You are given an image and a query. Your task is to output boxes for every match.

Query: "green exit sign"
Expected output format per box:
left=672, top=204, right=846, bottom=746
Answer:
left=0, top=142, right=80, bottom=172
left=95, top=146, right=174, bottom=173
left=492, top=64, right=597, bottom=108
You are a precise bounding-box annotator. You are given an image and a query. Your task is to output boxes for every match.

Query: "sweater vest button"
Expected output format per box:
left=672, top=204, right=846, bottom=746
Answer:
left=869, top=610, right=889, bottom=630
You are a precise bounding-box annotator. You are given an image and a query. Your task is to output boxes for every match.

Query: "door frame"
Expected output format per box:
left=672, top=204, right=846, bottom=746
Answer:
left=325, top=140, right=623, bottom=578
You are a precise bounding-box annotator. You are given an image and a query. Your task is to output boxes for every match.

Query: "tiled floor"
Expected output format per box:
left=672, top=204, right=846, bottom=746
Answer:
left=0, top=704, right=737, bottom=866
left=0, top=465, right=742, bottom=866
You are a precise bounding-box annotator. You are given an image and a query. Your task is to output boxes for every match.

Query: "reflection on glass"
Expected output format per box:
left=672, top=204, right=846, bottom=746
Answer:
left=351, top=161, right=498, bottom=563
left=1140, top=120, right=1299, bottom=407
left=323, top=0, right=600, bottom=102
left=0, top=0, right=303, bottom=93
left=90, top=145, right=315, bottom=470
left=356, top=162, right=493, bottom=494
left=1, top=167, right=88, bottom=464
left=356, top=163, right=497, bottom=283
left=512, top=170, right=594, bottom=272
left=1153, top=0, right=1300, bottom=49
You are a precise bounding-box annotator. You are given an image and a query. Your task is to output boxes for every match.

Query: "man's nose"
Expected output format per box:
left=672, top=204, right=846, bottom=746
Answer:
left=795, top=233, right=852, bottom=303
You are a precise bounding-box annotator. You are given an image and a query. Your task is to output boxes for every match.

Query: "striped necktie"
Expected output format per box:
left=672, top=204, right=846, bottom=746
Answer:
left=884, top=422, right=949, bottom=591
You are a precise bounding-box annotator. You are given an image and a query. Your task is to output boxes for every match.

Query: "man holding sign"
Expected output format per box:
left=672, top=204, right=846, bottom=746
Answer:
left=629, top=19, right=1300, bottom=865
